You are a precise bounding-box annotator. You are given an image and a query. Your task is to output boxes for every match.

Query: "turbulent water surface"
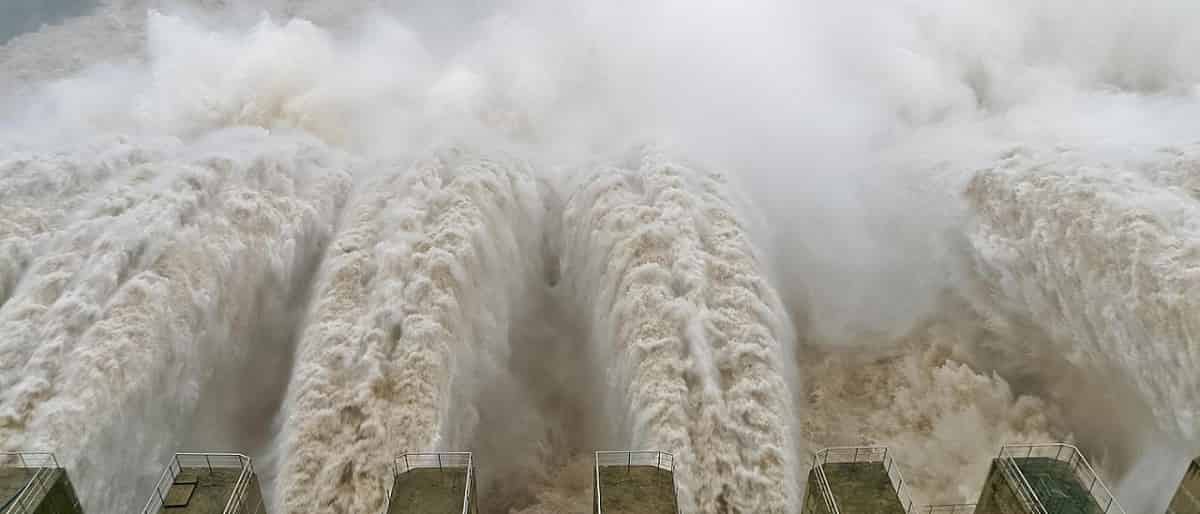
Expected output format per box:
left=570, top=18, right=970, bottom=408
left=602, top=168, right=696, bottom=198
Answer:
left=1, top=1, right=1198, bottom=513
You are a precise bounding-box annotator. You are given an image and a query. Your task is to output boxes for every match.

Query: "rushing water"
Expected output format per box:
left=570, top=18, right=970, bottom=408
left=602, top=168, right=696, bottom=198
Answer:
left=1, top=1, right=1198, bottom=513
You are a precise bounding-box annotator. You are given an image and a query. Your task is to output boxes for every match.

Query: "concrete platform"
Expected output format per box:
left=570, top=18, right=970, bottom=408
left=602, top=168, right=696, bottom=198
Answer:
left=803, top=447, right=914, bottom=514
left=385, top=452, right=477, bottom=514
left=1, top=453, right=83, bottom=514
left=144, top=453, right=263, bottom=514
left=596, top=466, right=677, bottom=514
left=807, top=462, right=907, bottom=514
left=593, top=451, right=679, bottom=514
left=386, top=468, right=468, bottom=514
left=1013, top=458, right=1104, bottom=514
left=976, top=445, right=1123, bottom=514
left=157, top=468, right=245, bottom=514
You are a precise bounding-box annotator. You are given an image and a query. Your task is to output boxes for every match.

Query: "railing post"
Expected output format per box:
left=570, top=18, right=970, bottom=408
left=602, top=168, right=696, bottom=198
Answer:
left=207, top=454, right=213, bottom=475
left=853, top=447, right=859, bottom=462
left=627, top=452, right=631, bottom=473
left=404, top=454, right=410, bottom=472
left=1055, top=446, right=1063, bottom=461
left=439, top=453, right=443, bottom=471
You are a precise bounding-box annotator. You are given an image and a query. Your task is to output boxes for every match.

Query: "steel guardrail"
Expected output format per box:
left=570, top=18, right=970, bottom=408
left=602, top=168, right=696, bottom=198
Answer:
left=813, top=446, right=916, bottom=514
left=921, top=504, right=976, bottom=514
left=385, top=452, right=475, bottom=514
left=999, top=443, right=1126, bottom=514
left=140, top=453, right=254, bottom=514
left=1, top=452, right=60, bottom=514
left=594, top=450, right=678, bottom=514
left=810, top=452, right=842, bottom=514
left=997, top=452, right=1049, bottom=514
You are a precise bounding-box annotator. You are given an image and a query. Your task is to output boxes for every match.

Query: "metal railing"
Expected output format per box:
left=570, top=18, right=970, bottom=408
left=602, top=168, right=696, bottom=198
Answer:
left=0, top=452, right=61, bottom=514
left=998, top=443, right=1127, bottom=514
left=997, top=452, right=1047, bottom=514
left=140, top=453, right=255, bottom=514
left=812, top=447, right=917, bottom=514
left=810, top=453, right=841, bottom=514
left=594, top=450, right=679, bottom=514
left=921, top=504, right=977, bottom=514
left=384, top=452, right=476, bottom=514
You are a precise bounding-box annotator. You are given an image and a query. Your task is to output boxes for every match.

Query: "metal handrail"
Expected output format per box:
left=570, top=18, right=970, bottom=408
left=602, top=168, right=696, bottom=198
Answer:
left=999, top=443, right=1127, bottom=514
left=462, top=454, right=473, bottom=514
left=810, top=454, right=842, bottom=514
left=997, top=453, right=1048, bottom=514
left=594, top=450, right=679, bottom=514
left=812, top=447, right=916, bottom=514
left=922, top=504, right=976, bottom=514
left=222, top=456, right=256, bottom=514
left=140, top=453, right=253, bottom=514
left=1, top=452, right=61, bottom=514
left=386, top=452, right=475, bottom=514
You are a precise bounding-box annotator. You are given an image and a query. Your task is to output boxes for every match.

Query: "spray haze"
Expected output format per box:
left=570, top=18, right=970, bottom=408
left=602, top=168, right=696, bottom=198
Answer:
left=0, top=0, right=1198, bottom=513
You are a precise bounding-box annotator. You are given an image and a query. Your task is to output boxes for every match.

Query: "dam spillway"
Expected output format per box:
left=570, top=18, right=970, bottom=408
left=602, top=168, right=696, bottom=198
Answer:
left=3, top=1, right=1200, bottom=514
left=8, top=444, right=1200, bottom=514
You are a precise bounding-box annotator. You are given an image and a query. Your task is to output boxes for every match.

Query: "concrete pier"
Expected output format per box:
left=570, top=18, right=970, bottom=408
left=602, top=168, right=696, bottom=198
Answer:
left=803, top=447, right=914, bottom=514
left=593, top=451, right=679, bottom=514
left=140, top=453, right=264, bottom=514
left=975, top=444, right=1123, bottom=514
left=386, top=452, right=477, bottom=514
left=0, top=452, right=83, bottom=514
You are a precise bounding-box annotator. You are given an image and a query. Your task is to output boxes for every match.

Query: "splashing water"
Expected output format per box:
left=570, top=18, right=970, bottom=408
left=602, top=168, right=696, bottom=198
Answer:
left=1, top=2, right=1199, bottom=514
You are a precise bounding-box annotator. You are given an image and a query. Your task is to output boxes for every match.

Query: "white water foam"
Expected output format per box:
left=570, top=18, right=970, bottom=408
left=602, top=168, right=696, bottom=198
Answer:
left=557, top=147, right=797, bottom=513
left=0, top=132, right=349, bottom=513
left=275, top=149, right=545, bottom=514
left=1, top=1, right=1199, bottom=513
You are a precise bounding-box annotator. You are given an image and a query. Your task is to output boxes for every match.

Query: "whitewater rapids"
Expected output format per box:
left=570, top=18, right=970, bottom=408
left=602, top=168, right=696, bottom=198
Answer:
left=0, top=133, right=350, bottom=513
left=276, top=150, right=545, bottom=513
left=1, top=1, right=1199, bottom=514
left=557, top=147, right=797, bottom=512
